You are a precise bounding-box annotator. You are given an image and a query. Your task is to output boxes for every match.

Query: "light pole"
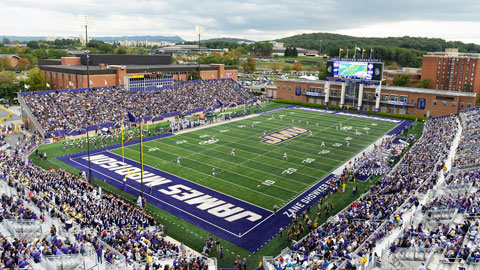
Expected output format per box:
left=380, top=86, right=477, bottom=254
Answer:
left=195, top=26, right=205, bottom=79
left=80, top=14, right=95, bottom=183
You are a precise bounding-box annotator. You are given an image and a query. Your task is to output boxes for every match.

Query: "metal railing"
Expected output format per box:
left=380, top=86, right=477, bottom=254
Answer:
left=17, top=93, right=46, bottom=138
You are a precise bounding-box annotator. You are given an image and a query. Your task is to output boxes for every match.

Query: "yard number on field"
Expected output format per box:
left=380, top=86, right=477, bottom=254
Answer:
left=302, top=158, right=315, bottom=164
left=262, top=180, right=275, bottom=186
left=282, top=168, right=297, bottom=174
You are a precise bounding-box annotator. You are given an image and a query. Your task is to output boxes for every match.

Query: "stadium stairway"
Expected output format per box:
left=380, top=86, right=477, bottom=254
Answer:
left=370, top=116, right=463, bottom=270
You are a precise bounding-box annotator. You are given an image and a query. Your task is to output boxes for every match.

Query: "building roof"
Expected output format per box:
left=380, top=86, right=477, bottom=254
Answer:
left=0, top=54, right=19, bottom=59
left=4, top=44, right=26, bottom=47
left=278, top=79, right=477, bottom=97
left=40, top=63, right=237, bottom=75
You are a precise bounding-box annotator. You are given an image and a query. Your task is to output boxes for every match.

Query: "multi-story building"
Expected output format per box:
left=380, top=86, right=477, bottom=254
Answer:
left=383, top=67, right=421, bottom=87
left=274, top=79, right=476, bottom=118
left=39, top=54, right=238, bottom=90
left=421, top=48, right=480, bottom=94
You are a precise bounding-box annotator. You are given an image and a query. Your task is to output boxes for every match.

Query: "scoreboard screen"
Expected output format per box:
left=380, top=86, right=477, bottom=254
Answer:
left=326, top=59, right=383, bottom=81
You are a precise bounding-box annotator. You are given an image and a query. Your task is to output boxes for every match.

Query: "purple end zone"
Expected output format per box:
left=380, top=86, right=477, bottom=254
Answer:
left=58, top=145, right=336, bottom=252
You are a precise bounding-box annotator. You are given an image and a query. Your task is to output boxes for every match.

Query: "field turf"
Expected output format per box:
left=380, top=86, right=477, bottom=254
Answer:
left=113, top=108, right=397, bottom=210
left=30, top=103, right=406, bottom=267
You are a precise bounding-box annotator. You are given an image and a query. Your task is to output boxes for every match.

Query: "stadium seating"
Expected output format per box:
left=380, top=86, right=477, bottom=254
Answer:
left=23, top=80, right=256, bottom=133
left=272, top=115, right=458, bottom=269
left=0, top=135, right=209, bottom=269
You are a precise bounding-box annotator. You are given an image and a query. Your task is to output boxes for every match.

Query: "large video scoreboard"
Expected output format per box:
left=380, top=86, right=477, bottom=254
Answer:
left=326, top=58, right=383, bottom=82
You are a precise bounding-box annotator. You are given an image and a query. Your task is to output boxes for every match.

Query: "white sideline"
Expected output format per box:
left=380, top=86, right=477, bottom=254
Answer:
left=174, top=114, right=259, bottom=135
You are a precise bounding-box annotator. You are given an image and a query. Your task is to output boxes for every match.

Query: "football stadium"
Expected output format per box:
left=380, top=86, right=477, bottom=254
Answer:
left=3, top=70, right=474, bottom=270
left=1, top=5, right=480, bottom=270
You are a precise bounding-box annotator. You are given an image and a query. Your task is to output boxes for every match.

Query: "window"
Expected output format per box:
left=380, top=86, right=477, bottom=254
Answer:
left=364, top=92, right=371, bottom=99
left=309, top=87, right=315, bottom=92
left=460, top=102, right=464, bottom=108
left=433, top=100, right=437, bottom=106
left=283, top=86, right=286, bottom=90
left=317, top=87, right=323, bottom=93
left=452, top=102, right=456, bottom=108
left=467, top=103, right=472, bottom=108
left=381, top=94, right=389, bottom=101
left=390, top=95, right=398, bottom=101
left=389, top=107, right=396, bottom=114
left=331, top=90, right=338, bottom=96
left=442, top=101, right=447, bottom=107
left=288, top=87, right=291, bottom=91
left=400, top=95, right=408, bottom=103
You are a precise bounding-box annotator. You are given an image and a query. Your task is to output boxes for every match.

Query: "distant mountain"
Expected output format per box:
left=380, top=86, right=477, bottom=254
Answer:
left=1, top=35, right=185, bottom=43
left=1, top=36, right=48, bottom=42
left=204, top=38, right=253, bottom=43
left=94, top=35, right=185, bottom=43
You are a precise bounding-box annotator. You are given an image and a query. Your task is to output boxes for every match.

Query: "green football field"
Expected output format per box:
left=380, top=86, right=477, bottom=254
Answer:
left=112, top=108, right=398, bottom=210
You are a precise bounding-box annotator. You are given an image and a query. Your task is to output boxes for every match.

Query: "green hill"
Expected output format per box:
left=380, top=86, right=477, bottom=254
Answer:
left=277, top=32, right=480, bottom=67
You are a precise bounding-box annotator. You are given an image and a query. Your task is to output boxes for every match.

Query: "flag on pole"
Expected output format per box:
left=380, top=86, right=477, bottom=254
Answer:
left=46, top=83, right=50, bottom=87
left=24, top=84, right=30, bottom=90
left=338, top=48, right=343, bottom=57
left=105, top=80, right=107, bottom=86
left=355, top=46, right=361, bottom=51
left=362, top=48, right=366, bottom=58
left=127, top=111, right=136, bottom=122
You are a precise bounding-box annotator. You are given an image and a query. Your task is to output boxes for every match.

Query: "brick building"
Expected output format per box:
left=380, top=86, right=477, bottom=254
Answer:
left=383, top=67, right=421, bottom=87
left=39, top=54, right=238, bottom=90
left=0, top=54, right=20, bottom=68
left=421, top=48, right=480, bottom=94
left=274, top=79, right=476, bottom=117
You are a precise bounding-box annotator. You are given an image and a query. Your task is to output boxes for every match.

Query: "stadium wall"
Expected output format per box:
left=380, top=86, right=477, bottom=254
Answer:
left=276, top=79, right=476, bottom=117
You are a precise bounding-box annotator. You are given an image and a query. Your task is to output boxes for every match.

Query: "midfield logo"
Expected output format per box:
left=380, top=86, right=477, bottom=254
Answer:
left=261, top=126, right=309, bottom=145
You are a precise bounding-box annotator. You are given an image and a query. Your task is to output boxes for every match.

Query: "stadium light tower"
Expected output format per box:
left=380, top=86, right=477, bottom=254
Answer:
left=195, top=26, right=205, bottom=79
left=80, top=14, right=95, bottom=183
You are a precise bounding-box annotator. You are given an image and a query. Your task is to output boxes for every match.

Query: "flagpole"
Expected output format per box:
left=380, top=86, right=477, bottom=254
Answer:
left=338, top=48, right=341, bottom=58
left=346, top=48, right=349, bottom=58
left=362, top=49, right=364, bottom=59
left=370, top=48, right=373, bottom=59
left=353, top=45, right=357, bottom=58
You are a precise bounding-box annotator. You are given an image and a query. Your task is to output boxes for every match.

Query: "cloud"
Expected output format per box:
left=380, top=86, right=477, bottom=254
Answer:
left=0, top=0, right=479, bottom=43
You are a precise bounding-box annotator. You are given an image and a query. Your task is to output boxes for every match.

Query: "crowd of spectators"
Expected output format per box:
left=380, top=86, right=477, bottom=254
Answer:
left=453, top=109, right=480, bottom=169
left=346, top=136, right=404, bottom=179
left=288, top=115, right=457, bottom=269
left=0, top=141, right=210, bottom=268
left=380, top=109, right=480, bottom=268
left=23, top=80, right=256, bottom=133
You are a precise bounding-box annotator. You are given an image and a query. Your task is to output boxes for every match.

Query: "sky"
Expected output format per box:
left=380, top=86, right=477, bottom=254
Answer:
left=1, top=0, right=480, bottom=44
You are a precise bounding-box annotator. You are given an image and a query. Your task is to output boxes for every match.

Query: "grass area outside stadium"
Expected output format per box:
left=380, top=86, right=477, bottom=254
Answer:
left=29, top=102, right=414, bottom=268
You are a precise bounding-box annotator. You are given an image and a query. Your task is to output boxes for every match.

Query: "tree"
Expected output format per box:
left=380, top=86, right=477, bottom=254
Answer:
left=0, top=56, right=11, bottom=70
left=388, top=61, right=399, bottom=70
left=247, top=56, right=256, bottom=72
left=292, top=47, right=298, bottom=57
left=271, top=62, right=280, bottom=73
left=189, top=70, right=200, bottom=80
left=318, top=64, right=326, bottom=80
left=284, top=47, right=291, bottom=57
left=415, top=78, right=432, bottom=89
left=25, top=67, right=47, bottom=91
left=2, top=37, right=10, bottom=45
left=392, top=75, right=410, bottom=87
left=17, top=58, right=31, bottom=70
left=116, top=47, right=127, bottom=54
left=282, top=64, right=292, bottom=73
left=293, top=61, right=302, bottom=72
left=27, top=41, right=40, bottom=49
left=0, top=70, right=16, bottom=99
